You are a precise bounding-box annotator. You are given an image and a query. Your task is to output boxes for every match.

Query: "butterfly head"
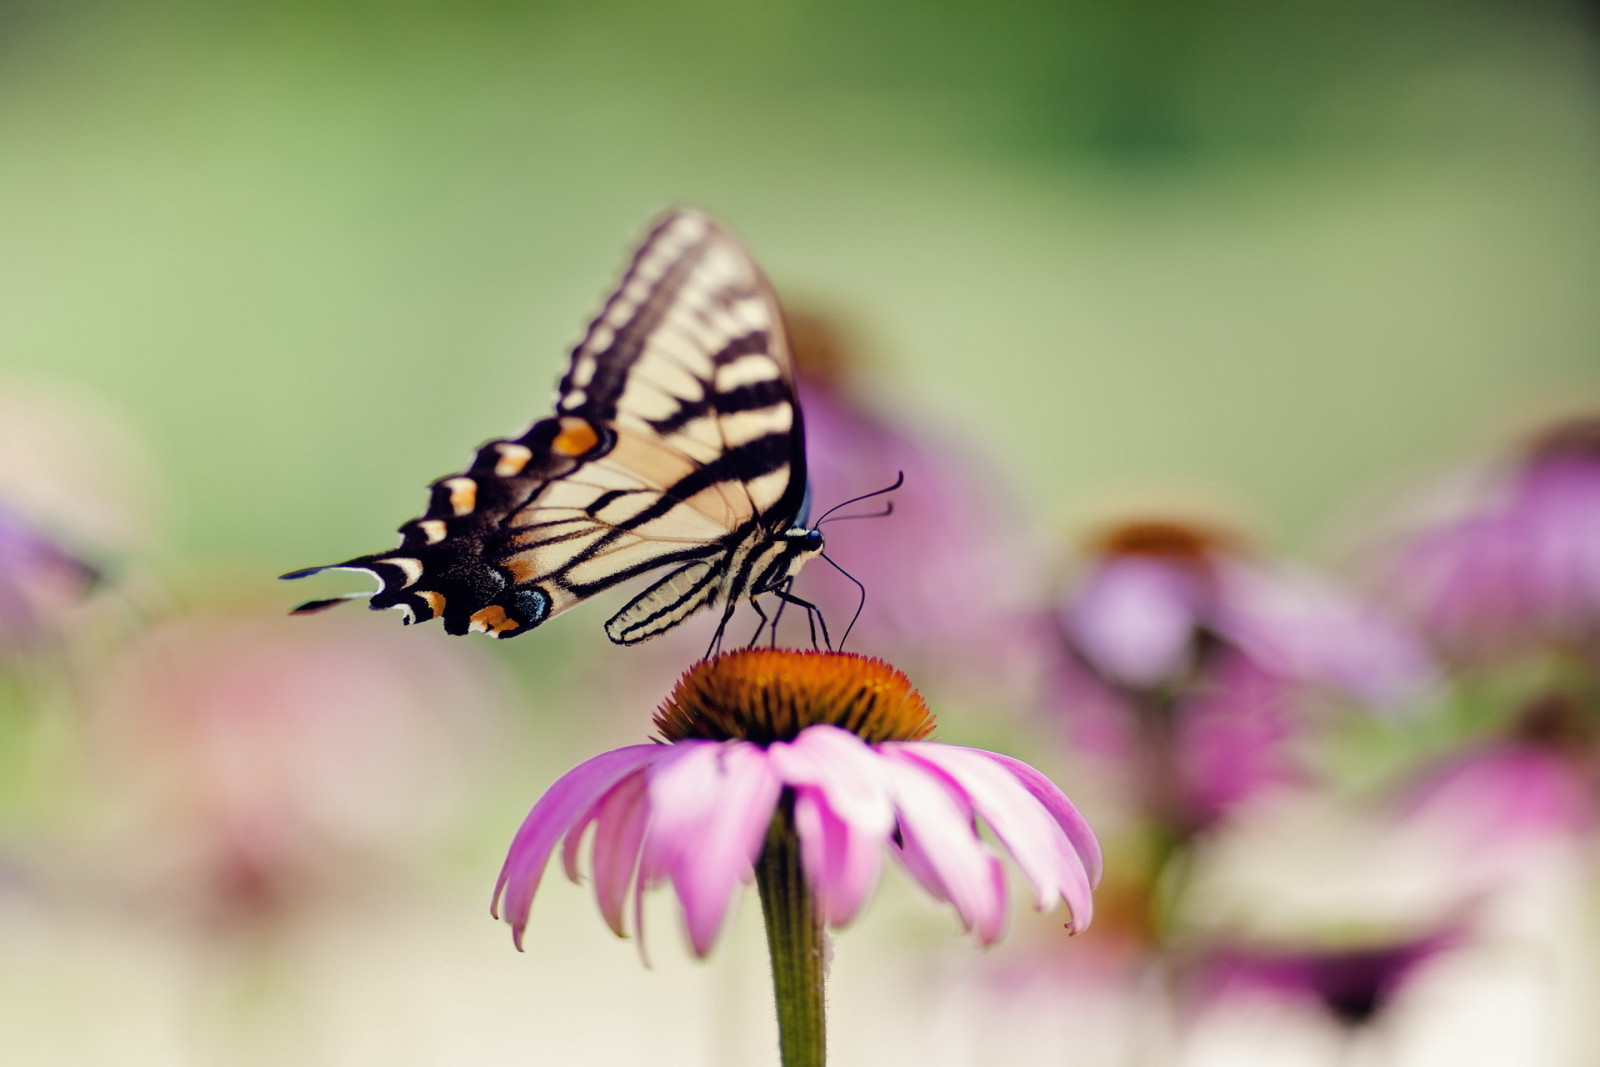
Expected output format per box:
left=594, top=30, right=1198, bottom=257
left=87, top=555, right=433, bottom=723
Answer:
left=749, top=525, right=824, bottom=596
left=787, top=526, right=824, bottom=554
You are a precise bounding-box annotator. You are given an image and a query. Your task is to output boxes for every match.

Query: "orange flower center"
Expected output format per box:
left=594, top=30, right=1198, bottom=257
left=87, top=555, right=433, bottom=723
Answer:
left=654, top=649, right=936, bottom=745
left=1092, top=519, right=1232, bottom=562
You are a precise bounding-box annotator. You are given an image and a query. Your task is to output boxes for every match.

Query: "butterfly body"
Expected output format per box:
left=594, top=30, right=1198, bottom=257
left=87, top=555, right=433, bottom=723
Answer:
left=285, top=210, right=822, bottom=644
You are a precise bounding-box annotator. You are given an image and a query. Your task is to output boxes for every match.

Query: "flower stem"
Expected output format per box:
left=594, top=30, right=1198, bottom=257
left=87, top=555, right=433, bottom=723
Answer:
left=755, top=805, right=826, bottom=1067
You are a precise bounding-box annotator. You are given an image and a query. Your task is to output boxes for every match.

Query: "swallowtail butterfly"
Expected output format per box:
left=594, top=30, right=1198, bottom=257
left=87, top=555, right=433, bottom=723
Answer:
left=283, top=209, right=825, bottom=645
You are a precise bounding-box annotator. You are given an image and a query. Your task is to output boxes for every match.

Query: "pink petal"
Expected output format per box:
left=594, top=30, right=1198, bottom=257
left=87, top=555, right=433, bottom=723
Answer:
left=879, top=753, right=1008, bottom=944
left=975, top=751, right=1104, bottom=887
left=791, top=792, right=882, bottom=926
left=492, top=744, right=662, bottom=950
left=589, top=771, right=653, bottom=937
left=769, top=726, right=894, bottom=927
left=1214, top=560, right=1434, bottom=708
left=894, top=745, right=1095, bottom=931
left=627, top=744, right=726, bottom=966
left=560, top=778, right=617, bottom=884
left=1061, top=557, right=1204, bottom=687
left=645, top=742, right=782, bottom=957
left=638, top=742, right=728, bottom=880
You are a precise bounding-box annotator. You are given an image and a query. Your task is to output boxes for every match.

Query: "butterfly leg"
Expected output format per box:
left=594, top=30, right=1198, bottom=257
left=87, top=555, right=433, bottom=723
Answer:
left=705, top=600, right=740, bottom=659
left=746, top=597, right=770, bottom=649
left=774, top=588, right=832, bottom=652
left=766, top=581, right=792, bottom=648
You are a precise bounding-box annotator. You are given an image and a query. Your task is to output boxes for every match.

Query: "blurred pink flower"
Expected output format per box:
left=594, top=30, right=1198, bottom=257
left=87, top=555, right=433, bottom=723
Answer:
left=493, top=651, right=1100, bottom=956
left=1047, top=520, right=1432, bottom=835
left=1383, top=416, right=1600, bottom=664
left=1058, top=521, right=1432, bottom=706
left=1401, top=693, right=1599, bottom=849
left=93, top=611, right=505, bottom=924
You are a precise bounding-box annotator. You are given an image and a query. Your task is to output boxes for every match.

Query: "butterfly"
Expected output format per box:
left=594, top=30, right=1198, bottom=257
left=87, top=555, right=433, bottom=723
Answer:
left=283, top=209, right=833, bottom=647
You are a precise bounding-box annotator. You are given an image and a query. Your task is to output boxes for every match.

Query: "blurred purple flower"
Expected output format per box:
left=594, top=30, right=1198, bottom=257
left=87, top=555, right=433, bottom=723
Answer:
left=493, top=651, right=1101, bottom=956
left=1058, top=520, right=1432, bottom=706
left=0, top=501, right=98, bottom=655
left=1383, top=416, right=1600, bottom=663
left=1048, top=520, right=1432, bottom=835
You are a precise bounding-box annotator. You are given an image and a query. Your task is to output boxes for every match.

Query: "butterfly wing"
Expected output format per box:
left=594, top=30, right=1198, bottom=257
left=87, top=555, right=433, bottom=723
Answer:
left=284, top=209, right=808, bottom=641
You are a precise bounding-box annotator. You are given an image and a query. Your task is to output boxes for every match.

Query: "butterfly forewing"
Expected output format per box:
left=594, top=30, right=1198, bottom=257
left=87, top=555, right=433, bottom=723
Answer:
left=284, top=209, right=816, bottom=643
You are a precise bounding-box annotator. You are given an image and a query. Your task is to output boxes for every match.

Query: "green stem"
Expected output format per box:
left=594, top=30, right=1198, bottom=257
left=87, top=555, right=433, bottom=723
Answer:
left=755, top=805, right=826, bottom=1067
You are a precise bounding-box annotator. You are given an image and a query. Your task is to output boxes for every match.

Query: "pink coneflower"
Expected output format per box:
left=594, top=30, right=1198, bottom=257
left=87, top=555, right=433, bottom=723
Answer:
left=493, top=650, right=1100, bottom=1065
left=1384, top=416, right=1600, bottom=664
left=1058, top=520, right=1430, bottom=707
left=1047, top=519, right=1431, bottom=839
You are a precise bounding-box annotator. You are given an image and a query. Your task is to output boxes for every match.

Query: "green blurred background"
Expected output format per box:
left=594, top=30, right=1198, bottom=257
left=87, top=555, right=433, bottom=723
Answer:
left=4, top=0, right=1596, bottom=578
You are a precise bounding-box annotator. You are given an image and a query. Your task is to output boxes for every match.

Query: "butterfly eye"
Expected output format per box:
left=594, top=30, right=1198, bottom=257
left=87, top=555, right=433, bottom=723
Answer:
left=786, top=528, right=823, bottom=553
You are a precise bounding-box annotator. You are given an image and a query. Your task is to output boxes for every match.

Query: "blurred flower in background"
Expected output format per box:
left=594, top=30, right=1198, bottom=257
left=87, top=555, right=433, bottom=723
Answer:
left=1400, top=689, right=1600, bottom=865
left=1381, top=415, right=1600, bottom=668
left=1045, top=518, right=1432, bottom=840
left=88, top=611, right=508, bottom=928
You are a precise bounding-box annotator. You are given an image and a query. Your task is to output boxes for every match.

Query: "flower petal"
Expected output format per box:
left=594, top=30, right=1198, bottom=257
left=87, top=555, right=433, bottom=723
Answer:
left=589, top=770, right=653, bottom=938
left=638, top=742, right=728, bottom=882
left=492, top=744, right=662, bottom=950
left=894, top=745, right=1095, bottom=931
left=645, top=741, right=782, bottom=957
left=1061, top=556, right=1205, bottom=687
left=973, top=750, right=1104, bottom=888
left=879, top=752, right=1008, bottom=944
left=769, top=726, right=895, bottom=926
left=1215, top=559, right=1434, bottom=707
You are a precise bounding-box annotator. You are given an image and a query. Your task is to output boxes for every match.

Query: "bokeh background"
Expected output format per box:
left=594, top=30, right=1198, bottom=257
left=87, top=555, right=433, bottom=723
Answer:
left=2, top=1, right=1599, bottom=1063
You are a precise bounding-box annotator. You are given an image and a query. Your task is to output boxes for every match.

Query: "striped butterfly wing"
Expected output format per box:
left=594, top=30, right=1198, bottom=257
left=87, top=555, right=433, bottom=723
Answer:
left=285, top=209, right=808, bottom=642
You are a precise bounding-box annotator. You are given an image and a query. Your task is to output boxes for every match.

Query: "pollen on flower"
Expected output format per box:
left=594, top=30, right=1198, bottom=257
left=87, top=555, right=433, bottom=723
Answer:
left=1091, top=518, right=1236, bottom=563
left=653, top=649, right=936, bottom=745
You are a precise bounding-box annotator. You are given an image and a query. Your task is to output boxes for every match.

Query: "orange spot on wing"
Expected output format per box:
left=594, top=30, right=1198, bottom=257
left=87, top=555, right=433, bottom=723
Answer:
left=470, top=605, right=520, bottom=635
left=495, top=443, right=533, bottom=476
left=445, top=478, right=477, bottom=516
left=419, top=590, right=447, bottom=617
left=552, top=418, right=601, bottom=457
left=503, top=556, right=541, bottom=583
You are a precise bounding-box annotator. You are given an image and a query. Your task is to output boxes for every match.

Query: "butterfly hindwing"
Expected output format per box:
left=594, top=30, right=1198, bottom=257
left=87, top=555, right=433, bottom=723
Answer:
left=285, top=209, right=817, bottom=643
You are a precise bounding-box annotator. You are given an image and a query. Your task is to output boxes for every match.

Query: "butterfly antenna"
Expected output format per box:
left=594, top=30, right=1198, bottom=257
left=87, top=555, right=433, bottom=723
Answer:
left=812, top=471, right=904, bottom=527
left=817, top=500, right=894, bottom=525
left=819, top=552, right=867, bottom=651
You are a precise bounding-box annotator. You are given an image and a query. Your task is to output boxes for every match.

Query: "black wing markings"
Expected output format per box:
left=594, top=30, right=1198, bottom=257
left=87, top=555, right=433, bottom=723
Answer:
left=283, top=209, right=818, bottom=643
